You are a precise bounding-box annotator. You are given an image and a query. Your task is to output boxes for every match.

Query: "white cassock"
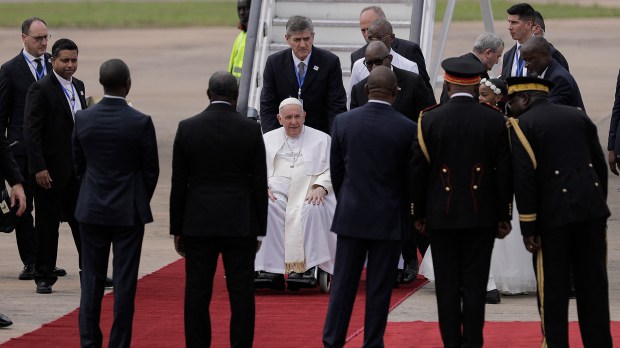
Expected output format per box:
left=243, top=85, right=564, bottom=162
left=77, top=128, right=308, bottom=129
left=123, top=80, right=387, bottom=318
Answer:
left=255, top=125, right=337, bottom=275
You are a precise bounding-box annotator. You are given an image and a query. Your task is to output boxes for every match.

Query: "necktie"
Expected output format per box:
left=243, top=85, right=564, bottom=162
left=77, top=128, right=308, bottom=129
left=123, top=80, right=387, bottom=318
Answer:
left=297, top=62, right=306, bottom=83
left=516, top=47, right=524, bottom=76
left=34, top=58, right=44, bottom=80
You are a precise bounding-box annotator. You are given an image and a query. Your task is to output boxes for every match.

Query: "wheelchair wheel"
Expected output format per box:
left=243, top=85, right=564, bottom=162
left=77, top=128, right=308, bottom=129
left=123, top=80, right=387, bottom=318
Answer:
left=318, top=269, right=331, bottom=293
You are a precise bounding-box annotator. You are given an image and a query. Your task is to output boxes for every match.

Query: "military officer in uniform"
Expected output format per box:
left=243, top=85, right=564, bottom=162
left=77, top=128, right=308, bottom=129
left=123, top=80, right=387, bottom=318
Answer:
left=505, top=77, right=612, bottom=348
left=412, top=57, right=513, bottom=348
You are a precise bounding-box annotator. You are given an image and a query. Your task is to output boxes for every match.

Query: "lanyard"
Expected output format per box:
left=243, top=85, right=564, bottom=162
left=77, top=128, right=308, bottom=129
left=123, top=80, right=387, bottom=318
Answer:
left=294, top=61, right=308, bottom=100
left=22, top=52, right=45, bottom=80
left=59, top=80, right=77, bottom=115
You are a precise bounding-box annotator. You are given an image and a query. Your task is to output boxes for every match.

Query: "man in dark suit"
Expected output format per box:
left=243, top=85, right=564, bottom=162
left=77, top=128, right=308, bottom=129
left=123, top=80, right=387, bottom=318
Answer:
left=607, top=70, right=620, bottom=175
left=73, top=59, right=159, bottom=348
left=350, top=41, right=435, bottom=121
left=521, top=36, right=585, bottom=110
left=506, top=77, right=611, bottom=347
left=260, top=15, right=346, bottom=134
left=412, top=57, right=512, bottom=347
left=439, top=31, right=504, bottom=104
left=350, top=41, right=434, bottom=284
left=0, top=131, right=27, bottom=328
left=351, top=5, right=431, bottom=89
left=323, top=66, right=416, bottom=347
left=502, top=3, right=569, bottom=78
left=171, top=71, right=268, bottom=348
left=23, top=38, right=87, bottom=294
left=0, top=17, right=57, bottom=280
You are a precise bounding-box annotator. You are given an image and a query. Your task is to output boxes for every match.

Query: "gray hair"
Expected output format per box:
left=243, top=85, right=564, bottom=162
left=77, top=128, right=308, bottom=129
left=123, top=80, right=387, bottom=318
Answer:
left=472, top=32, right=504, bottom=54
left=360, top=6, right=386, bottom=18
left=286, top=15, right=314, bottom=35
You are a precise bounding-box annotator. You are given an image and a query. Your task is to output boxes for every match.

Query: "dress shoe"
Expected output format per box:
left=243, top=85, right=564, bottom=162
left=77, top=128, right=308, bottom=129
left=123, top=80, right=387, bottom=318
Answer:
left=486, top=289, right=501, bottom=304
left=54, top=267, right=67, bottom=277
left=401, top=262, right=419, bottom=284
left=0, top=313, right=13, bottom=328
left=18, top=264, right=35, bottom=280
left=255, top=271, right=285, bottom=290
left=36, top=281, right=53, bottom=294
left=105, top=277, right=113, bottom=288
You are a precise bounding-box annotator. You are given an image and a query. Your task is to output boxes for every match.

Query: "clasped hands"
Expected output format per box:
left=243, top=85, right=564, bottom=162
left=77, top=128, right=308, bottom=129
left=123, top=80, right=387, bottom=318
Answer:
left=267, top=185, right=327, bottom=205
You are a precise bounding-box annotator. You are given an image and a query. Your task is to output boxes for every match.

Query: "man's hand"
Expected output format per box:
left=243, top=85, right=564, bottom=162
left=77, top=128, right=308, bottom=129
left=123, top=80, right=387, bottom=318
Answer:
left=609, top=150, right=619, bottom=175
left=496, top=220, right=512, bottom=239
left=523, top=235, right=540, bottom=253
left=174, top=235, right=185, bottom=257
left=305, top=185, right=327, bottom=205
left=268, top=188, right=277, bottom=202
left=35, top=170, right=52, bottom=189
left=9, top=183, right=26, bottom=217
left=414, top=219, right=426, bottom=236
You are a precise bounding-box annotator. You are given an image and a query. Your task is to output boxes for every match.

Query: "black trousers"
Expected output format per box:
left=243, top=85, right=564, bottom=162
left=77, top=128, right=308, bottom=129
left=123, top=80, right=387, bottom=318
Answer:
left=13, top=156, right=36, bottom=266
left=184, top=235, right=256, bottom=348
left=537, top=218, right=611, bottom=348
left=429, top=228, right=495, bottom=348
left=401, top=220, right=429, bottom=268
left=33, top=178, right=81, bottom=285
left=78, top=222, right=144, bottom=348
left=323, top=235, right=402, bottom=348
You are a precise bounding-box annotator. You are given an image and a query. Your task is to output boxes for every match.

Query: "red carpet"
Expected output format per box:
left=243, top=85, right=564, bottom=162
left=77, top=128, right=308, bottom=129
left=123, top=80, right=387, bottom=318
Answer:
left=348, top=321, right=620, bottom=347
left=0, top=258, right=427, bottom=347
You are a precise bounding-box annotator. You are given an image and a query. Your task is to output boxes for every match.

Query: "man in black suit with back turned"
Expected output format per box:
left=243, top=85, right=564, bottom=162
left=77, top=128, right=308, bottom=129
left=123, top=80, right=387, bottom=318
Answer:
left=323, top=66, right=417, bottom=348
left=412, top=57, right=512, bottom=347
left=0, top=17, right=60, bottom=280
left=73, top=59, right=159, bottom=348
left=171, top=71, right=268, bottom=348
left=351, top=5, right=431, bottom=90
left=260, top=15, right=346, bottom=134
left=24, top=38, right=86, bottom=294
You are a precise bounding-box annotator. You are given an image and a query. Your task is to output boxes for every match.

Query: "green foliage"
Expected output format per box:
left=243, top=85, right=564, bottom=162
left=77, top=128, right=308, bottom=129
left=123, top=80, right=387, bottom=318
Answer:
left=0, top=1, right=237, bottom=28
left=435, top=0, right=620, bottom=21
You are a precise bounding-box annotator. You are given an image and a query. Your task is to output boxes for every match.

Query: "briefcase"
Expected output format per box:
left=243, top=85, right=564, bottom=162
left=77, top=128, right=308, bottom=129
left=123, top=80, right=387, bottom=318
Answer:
left=0, top=188, right=19, bottom=233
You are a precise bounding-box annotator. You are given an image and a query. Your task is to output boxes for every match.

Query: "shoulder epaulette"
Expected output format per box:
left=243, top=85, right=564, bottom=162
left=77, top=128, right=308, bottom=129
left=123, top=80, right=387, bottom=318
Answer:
left=480, top=102, right=502, bottom=112
left=420, top=103, right=441, bottom=115
left=507, top=117, right=537, bottom=169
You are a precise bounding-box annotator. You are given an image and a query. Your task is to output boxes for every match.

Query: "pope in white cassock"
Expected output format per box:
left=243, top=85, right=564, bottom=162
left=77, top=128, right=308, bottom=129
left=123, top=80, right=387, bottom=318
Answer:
left=255, top=97, right=337, bottom=290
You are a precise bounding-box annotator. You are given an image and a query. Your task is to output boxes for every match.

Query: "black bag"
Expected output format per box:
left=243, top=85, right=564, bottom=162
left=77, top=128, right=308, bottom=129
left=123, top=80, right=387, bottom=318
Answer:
left=0, top=188, right=19, bottom=233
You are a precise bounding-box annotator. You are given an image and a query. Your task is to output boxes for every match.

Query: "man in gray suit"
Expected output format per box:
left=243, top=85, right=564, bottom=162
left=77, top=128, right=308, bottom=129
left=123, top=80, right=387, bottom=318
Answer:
left=73, top=59, right=159, bottom=348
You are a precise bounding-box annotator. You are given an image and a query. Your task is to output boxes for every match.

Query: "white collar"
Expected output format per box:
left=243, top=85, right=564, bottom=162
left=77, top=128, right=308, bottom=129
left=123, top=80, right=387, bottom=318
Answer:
left=22, top=49, right=44, bottom=62
left=292, top=51, right=311, bottom=68
left=53, top=70, right=72, bottom=85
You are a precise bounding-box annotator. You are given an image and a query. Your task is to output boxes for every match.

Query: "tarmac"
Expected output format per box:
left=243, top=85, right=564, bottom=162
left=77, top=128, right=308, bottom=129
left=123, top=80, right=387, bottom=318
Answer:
left=1, top=17, right=620, bottom=344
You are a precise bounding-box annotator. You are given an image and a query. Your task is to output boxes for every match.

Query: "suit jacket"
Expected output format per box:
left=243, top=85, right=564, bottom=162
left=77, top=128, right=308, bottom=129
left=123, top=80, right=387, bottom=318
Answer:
left=170, top=102, right=268, bottom=237
left=330, top=101, right=416, bottom=241
left=412, top=96, right=512, bottom=230
left=24, top=73, right=87, bottom=189
left=510, top=99, right=609, bottom=236
left=439, top=52, right=488, bottom=104
left=350, top=66, right=436, bottom=121
left=351, top=38, right=431, bottom=89
left=0, top=51, right=53, bottom=157
left=608, top=69, right=620, bottom=152
left=501, top=42, right=569, bottom=78
left=260, top=46, right=346, bottom=134
left=72, top=97, right=159, bottom=226
left=0, top=133, right=23, bottom=186
left=543, top=59, right=585, bottom=110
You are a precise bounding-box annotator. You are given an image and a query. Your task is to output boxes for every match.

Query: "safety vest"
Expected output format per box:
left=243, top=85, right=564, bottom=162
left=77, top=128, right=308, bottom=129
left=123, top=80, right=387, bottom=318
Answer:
left=228, top=31, right=246, bottom=80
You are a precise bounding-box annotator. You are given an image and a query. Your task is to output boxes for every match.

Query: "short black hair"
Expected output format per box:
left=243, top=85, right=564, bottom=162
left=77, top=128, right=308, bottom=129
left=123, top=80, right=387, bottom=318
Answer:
left=21, top=17, right=46, bottom=35
left=208, top=71, right=238, bottom=100
left=99, top=59, right=130, bottom=89
left=506, top=3, right=536, bottom=23
left=51, top=38, right=78, bottom=58
left=533, top=11, right=545, bottom=32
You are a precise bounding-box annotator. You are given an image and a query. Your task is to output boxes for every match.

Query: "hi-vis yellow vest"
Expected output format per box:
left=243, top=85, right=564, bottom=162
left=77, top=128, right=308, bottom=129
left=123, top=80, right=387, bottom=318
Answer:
left=228, top=31, right=246, bottom=80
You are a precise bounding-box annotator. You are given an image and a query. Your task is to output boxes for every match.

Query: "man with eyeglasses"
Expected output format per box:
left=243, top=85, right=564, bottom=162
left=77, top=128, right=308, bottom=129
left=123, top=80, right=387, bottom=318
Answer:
left=349, top=19, right=421, bottom=107
left=0, top=17, right=62, bottom=281
left=260, top=15, right=346, bottom=134
left=351, top=6, right=431, bottom=90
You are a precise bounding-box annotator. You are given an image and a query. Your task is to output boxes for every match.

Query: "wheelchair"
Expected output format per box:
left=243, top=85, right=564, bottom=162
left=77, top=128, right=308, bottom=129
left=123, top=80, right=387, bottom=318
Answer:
left=255, top=266, right=332, bottom=293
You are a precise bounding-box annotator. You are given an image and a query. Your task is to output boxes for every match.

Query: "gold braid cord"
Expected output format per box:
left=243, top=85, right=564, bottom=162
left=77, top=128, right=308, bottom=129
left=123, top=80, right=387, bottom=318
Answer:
left=535, top=236, right=548, bottom=348
left=507, top=118, right=537, bottom=170
left=418, top=111, right=430, bottom=162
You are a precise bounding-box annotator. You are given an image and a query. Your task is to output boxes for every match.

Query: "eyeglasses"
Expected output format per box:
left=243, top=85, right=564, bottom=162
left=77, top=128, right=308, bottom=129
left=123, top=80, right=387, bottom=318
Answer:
left=363, top=54, right=389, bottom=68
left=25, top=34, right=51, bottom=43
left=367, top=34, right=391, bottom=41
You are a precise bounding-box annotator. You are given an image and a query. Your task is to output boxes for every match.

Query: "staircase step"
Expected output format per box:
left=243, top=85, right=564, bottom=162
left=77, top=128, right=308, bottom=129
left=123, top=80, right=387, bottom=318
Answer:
left=275, top=0, right=414, bottom=21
